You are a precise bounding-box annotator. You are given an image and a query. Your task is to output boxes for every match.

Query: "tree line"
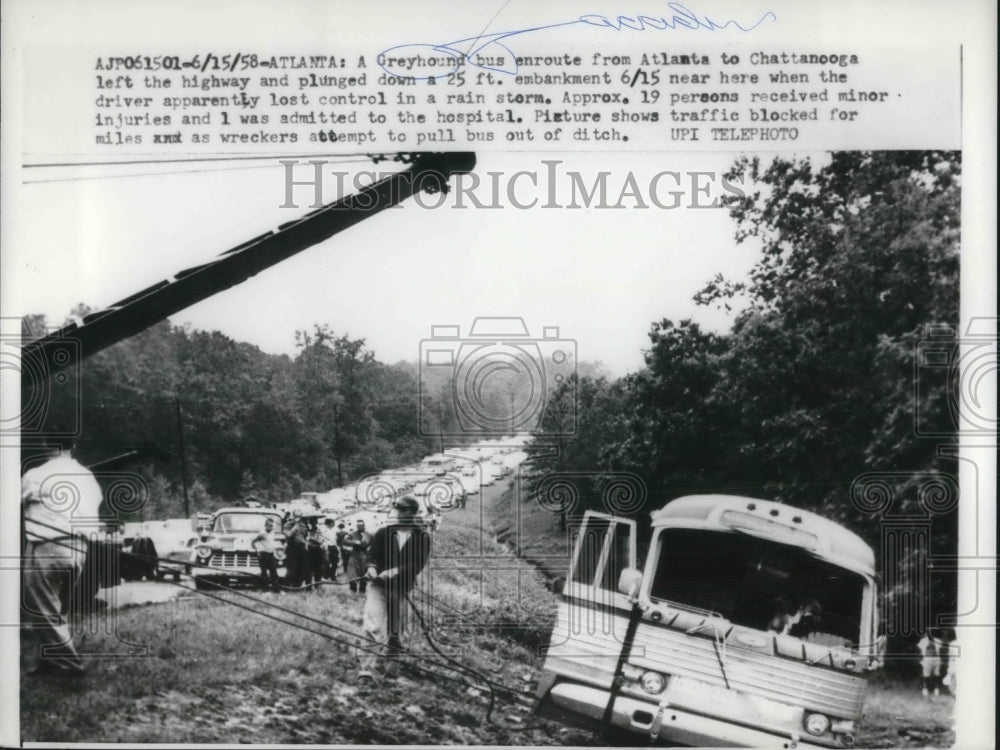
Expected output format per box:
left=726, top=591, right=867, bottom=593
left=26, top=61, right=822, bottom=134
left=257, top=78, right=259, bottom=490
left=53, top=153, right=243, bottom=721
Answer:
left=21, top=315, right=493, bottom=518
left=528, top=151, right=962, bottom=650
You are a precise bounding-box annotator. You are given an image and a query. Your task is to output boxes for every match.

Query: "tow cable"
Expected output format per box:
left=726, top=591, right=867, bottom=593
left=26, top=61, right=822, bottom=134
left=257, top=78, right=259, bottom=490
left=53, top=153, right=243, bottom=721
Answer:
left=24, top=519, right=547, bottom=731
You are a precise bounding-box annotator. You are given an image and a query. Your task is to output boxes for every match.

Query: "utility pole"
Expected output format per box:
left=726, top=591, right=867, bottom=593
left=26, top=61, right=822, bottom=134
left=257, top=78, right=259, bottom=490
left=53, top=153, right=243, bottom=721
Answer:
left=436, top=398, right=445, bottom=453
left=175, top=398, right=191, bottom=517
left=333, top=403, right=344, bottom=488
left=509, top=391, right=516, bottom=437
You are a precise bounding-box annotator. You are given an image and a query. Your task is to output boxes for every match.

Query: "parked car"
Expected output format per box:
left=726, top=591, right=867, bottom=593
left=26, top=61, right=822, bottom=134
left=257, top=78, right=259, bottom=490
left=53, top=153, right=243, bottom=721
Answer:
left=159, top=536, right=200, bottom=581
left=182, top=507, right=287, bottom=589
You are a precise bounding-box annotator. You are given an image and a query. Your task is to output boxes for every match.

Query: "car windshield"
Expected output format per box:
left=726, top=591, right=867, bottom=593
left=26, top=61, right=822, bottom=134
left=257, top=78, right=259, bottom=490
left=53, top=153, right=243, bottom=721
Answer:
left=649, top=529, right=866, bottom=647
left=213, top=513, right=279, bottom=534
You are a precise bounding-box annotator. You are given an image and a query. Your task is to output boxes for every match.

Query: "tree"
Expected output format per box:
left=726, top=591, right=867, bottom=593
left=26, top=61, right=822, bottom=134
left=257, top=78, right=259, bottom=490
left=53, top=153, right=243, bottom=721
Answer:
left=631, top=151, right=961, bottom=650
left=697, top=151, right=961, bottom=518
left=294, top=325, right=379, bottom=486
left=529, top=375, right=633, bottom=528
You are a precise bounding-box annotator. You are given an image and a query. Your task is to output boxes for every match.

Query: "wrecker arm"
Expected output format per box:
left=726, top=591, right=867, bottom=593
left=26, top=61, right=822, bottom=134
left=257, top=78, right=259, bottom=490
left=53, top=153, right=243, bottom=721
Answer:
left=21, top=152, right=476, bottom=379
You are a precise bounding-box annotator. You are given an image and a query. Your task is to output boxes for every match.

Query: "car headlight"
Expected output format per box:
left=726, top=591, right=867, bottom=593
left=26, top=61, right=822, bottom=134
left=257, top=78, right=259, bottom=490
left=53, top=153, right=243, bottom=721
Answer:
left=640, top=671, right=666, bottom=694
left=274, top=548, right=286, bottom=561
left=196, top=546, right=213, bottom=559
left=804, top=713, right=831, bottom=735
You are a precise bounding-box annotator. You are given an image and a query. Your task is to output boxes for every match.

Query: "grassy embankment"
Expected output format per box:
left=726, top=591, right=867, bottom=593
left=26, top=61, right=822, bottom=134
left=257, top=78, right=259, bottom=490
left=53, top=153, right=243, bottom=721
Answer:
left=19, top=478, right=594, bottom=745
left=21, top=477, right=955, bottom=746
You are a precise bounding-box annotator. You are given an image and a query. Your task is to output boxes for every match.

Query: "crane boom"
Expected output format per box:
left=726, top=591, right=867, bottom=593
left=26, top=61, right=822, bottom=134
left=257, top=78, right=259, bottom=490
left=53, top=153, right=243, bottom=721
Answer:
left=21, top=152, right=476, bottom=380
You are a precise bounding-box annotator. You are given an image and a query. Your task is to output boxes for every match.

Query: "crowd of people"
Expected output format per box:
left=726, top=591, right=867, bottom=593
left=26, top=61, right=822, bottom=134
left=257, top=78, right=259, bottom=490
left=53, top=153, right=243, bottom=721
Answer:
left=252, top=511, right=374, bottom=592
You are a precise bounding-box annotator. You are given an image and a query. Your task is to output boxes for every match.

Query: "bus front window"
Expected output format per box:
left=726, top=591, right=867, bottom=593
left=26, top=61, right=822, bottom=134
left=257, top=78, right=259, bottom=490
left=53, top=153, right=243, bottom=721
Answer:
left=649, top=529, right=866, bottom=648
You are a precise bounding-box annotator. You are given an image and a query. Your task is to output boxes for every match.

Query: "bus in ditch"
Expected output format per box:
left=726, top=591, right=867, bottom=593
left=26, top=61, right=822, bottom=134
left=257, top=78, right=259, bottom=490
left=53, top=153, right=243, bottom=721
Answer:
left=534, top=494, right=883, bottom=748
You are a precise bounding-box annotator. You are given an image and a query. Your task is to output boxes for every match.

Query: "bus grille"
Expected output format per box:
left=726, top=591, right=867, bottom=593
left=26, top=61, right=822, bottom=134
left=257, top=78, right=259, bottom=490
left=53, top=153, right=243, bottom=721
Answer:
left=630, top=622, right=866, bottom=718
left=542, top=600, right=631, bottom=690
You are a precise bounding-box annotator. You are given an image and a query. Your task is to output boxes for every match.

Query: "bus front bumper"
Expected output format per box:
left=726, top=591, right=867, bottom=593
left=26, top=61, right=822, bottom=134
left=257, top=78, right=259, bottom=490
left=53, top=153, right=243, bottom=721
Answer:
left=536, top=677, right=843, bottom=749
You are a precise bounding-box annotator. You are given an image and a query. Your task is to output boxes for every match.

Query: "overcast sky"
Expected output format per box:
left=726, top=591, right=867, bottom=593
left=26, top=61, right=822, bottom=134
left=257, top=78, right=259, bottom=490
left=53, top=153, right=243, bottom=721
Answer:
left=11, top=151, right=770, bottom=376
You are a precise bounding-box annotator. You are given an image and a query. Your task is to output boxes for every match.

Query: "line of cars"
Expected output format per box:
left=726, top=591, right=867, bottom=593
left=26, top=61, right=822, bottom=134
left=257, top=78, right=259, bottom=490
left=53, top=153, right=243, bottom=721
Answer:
left=120, top=437, right=531, bottom=589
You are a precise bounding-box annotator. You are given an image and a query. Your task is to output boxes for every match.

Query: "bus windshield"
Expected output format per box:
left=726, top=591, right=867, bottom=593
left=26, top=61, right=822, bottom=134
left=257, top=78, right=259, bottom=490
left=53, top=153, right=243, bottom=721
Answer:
left=650, top=528, right=866, bottom=648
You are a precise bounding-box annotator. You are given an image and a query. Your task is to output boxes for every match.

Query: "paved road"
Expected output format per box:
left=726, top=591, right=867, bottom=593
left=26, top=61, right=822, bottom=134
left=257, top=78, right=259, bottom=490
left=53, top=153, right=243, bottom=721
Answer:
left=96, top=579, right=193, bottom=609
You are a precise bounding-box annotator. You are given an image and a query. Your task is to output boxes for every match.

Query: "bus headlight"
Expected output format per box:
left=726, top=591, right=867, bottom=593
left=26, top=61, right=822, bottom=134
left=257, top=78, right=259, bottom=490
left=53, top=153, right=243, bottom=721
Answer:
left=804, top=713, right=831, bottom=735
left=274, top=548, right=286, bottom=562
left=196, top=546, right=213, bottom=559
left=640, top=671, right=666, bottom=694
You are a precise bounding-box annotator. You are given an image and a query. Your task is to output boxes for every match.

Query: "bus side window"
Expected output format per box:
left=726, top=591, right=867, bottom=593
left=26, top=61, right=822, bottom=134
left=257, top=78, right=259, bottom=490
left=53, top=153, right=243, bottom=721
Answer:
left=568, top=514, right=637, bottom=596
left=599, top=522, right=633, bottom=592
left=570, top=517, right=611, bottom=586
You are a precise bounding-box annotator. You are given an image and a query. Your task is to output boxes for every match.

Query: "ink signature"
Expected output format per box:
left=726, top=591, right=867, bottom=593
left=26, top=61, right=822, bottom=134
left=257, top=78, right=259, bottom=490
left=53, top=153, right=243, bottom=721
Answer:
left=378, top=2, right=776, bottom=80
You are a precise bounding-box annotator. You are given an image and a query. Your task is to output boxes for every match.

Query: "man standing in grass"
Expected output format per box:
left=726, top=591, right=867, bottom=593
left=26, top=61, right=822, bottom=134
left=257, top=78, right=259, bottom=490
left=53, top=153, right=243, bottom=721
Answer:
left=322, top=518, right=340, bottom=580
left=282, top=511, right=308, bottom=589
left=344, top=520, right=372, bottom=594
left=359, top=497, right=431, bottom=680
left=252, top=518, right=281, bottom=591
left=917, top=630, right=943, bottom=697
left=21, top=432, right=103, bottom=678
left=336, top=522, right=350, bottom=575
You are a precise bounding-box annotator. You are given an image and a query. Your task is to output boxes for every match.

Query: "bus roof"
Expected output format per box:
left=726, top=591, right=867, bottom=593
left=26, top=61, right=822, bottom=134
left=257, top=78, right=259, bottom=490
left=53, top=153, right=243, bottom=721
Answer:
left=650, top=495, right=875, bottom=576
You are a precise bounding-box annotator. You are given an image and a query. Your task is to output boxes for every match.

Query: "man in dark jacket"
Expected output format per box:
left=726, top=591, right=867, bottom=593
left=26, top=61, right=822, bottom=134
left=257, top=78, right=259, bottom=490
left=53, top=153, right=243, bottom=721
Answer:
left=359, top=496, right=431, bottom=679
left=282, top=511, right=308, bottom=589
left=305, top=517, right=328, bottom=586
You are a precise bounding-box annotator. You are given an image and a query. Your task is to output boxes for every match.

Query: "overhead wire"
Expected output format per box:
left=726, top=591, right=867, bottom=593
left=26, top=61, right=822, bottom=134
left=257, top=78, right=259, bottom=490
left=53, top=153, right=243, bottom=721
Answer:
left=23, top=153, right=384, bottom=169
left=21, top=158, right=378, bottom=185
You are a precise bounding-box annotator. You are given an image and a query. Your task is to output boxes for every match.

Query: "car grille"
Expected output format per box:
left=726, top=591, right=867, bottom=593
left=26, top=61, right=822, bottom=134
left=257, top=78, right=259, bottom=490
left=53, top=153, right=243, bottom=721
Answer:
left=209, top=552, right=259, bottom=569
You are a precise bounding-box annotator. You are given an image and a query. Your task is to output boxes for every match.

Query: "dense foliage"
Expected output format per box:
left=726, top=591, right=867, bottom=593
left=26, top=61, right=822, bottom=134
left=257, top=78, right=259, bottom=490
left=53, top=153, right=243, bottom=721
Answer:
left=21, top=317, right=454, bottom=518
left=529, top=151, right=962, bottom=647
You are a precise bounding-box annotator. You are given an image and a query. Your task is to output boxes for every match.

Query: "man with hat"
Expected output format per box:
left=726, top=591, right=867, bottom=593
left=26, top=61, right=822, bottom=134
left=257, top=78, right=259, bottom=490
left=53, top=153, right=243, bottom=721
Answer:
left=359, top=496, right=431, bottom=679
